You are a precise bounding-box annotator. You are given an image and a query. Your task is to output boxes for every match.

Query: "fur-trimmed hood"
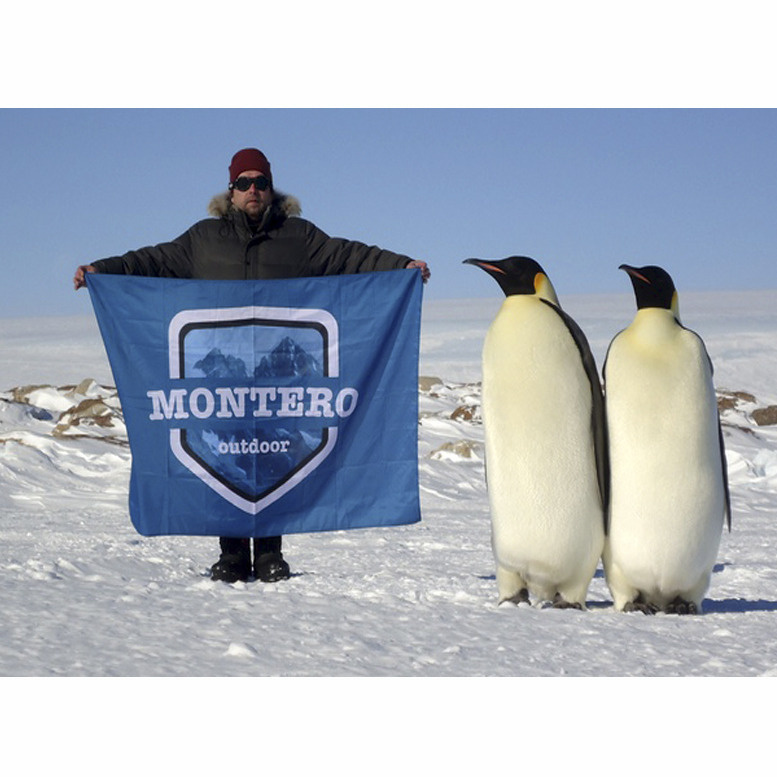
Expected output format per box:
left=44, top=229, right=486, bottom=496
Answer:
left=207, top=189, right=302, bottom=220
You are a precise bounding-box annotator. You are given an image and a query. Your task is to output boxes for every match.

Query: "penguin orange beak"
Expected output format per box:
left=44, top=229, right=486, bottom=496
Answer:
left=619, top=264, right=651, bottom=284
left=464, top=259, right=506, bottom=275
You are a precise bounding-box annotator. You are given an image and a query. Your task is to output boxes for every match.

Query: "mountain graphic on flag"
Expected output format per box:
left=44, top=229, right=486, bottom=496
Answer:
left=255, top=336, right=322, bottom=378
left=193, top=337, right=323, bottom=380
left=185, top=337, right=325, bottom=498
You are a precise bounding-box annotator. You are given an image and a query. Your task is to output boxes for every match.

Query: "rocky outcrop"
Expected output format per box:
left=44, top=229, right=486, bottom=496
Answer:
left=2, top=379, right=126, bottom=444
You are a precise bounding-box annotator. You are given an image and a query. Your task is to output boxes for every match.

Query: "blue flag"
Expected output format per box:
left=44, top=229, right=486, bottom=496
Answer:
left=87, top=271, right=422, bottom=538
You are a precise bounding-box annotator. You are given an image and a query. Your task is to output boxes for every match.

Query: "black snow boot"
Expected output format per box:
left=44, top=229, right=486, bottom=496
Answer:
left=253, top=536, right=290, bottom=582
left=210, top=537, right=251, bottom=583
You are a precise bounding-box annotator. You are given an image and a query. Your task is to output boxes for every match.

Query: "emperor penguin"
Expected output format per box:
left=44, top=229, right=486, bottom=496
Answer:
left=464, top=256, right=607, bottom=608
left=603, top=264, right=731, bottom=615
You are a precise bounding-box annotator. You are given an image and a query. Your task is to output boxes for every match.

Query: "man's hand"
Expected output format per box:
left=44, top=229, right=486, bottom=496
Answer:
left=73, top=264, right=96, bottom=290
left=405, top=260, right=430, bottom=283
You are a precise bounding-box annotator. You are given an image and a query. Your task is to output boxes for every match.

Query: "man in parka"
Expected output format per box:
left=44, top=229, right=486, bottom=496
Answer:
left=74, top=147, right=429, bottom=585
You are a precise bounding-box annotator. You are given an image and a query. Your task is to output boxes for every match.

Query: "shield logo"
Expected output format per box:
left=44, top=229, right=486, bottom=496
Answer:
left=166, top=305, right=340, bottom=514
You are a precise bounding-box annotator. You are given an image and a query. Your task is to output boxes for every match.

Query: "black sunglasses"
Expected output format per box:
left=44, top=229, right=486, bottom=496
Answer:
left=230, top=176, right=270, bottom=192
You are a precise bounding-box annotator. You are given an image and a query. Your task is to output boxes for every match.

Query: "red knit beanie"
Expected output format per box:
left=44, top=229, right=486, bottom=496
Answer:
left=229, top=148, right=273, bottom=185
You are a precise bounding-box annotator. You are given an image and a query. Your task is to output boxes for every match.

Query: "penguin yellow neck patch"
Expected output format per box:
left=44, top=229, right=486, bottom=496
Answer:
left=534, top=273, right=560, bottom=306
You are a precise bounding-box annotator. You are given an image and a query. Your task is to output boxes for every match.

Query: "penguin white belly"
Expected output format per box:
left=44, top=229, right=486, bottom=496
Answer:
left=604, top=322, right=725, bottom=610
left=482, top=297, right=604, bottom=604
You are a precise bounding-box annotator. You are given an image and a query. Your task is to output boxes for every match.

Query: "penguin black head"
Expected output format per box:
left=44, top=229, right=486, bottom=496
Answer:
left=463, top=256, right=559, bottom=304
left=620, top=264, right=679, bottom=316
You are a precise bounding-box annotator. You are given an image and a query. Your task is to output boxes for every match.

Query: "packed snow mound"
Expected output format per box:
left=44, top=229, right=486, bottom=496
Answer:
left=0, top=380, right=129, bottom=510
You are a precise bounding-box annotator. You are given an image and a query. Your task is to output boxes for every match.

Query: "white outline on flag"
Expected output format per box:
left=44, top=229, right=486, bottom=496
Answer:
left=167, top=305, right=340, bottom=515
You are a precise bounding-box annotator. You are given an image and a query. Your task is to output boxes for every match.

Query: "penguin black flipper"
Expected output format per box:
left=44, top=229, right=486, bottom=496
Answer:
left=718, top=420, right=732, bottom=532
left=698, top=342, right=733, bottom=534
left=540, top=298, right=610, bottom=532
left=691, top=328, right=733, bottom=534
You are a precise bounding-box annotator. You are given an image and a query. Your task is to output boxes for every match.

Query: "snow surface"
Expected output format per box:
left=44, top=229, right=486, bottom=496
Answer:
left=1, top=293, right=776, bottom=766
left=2, top=294, right=777, bottom=675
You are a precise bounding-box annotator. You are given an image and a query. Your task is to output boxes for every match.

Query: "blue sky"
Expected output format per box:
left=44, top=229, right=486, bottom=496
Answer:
left=1, top=107, right=775, bottom=318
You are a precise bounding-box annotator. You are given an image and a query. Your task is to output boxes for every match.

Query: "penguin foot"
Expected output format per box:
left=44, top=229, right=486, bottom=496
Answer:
left=664, top=597, right=699, bottom=615
left=552, top=593, right=583, bottom=610
left=623, top=596, right=659, bottom=615
left=499, top=588, right=531, bottom=606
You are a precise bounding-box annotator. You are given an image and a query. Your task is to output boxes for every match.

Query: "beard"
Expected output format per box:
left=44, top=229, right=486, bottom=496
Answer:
left=231, top=189, right=272, bottom=223
left=242, top=199, right=268, bottom=221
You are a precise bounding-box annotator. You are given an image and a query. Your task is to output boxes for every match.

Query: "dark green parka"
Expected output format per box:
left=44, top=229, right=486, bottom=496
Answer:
left=92, top=191, right=414, bottom=281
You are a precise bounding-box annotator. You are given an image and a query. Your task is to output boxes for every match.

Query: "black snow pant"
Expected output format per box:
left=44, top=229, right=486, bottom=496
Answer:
left=219, top=536, right=282, bottom=556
